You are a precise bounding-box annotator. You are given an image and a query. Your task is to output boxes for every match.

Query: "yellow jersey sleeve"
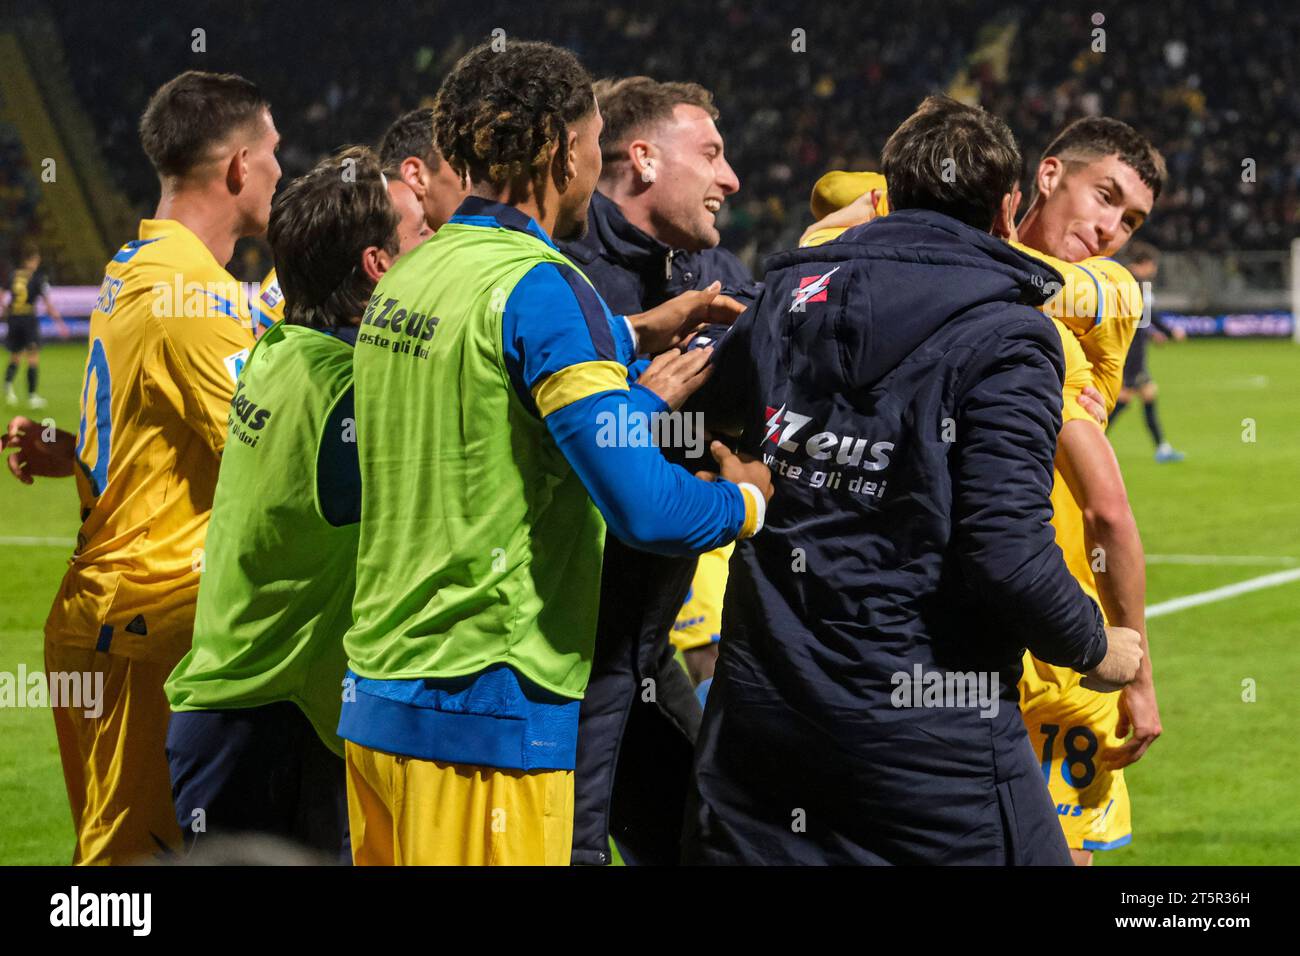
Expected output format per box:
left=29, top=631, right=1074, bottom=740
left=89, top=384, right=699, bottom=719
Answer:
left=1071, top=258, right=1143, bottom=410
left=149, top=284, right=255, bottom=458
left=1012, top=244, right=1143, bottom=411
left=670, top=543, right=735, bottom=653
left=801, top=225, right=849, bottom=248
left=255, top=268, right=285, bottom=331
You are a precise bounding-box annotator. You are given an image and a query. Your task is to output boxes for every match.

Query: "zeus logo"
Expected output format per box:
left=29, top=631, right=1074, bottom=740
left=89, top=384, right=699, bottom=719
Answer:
left=764, top=404, right=894, bottom=471
left=764, top=404, right=811, bottom=451
left=789, top=266, right=840, bottom=312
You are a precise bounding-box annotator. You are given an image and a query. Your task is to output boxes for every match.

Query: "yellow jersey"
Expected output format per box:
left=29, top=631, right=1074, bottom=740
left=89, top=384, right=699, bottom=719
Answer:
left=1018, top=247, right=1140, bottom=723
left=45, top=218, right=256, bottom=663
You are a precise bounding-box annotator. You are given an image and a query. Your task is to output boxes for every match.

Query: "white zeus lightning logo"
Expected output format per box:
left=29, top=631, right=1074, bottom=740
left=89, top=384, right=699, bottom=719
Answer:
left=789, top=266, right=840, bottom=312
left=764, top=404, right=893, bottom=470
left=764, top=403, right=812, bottom=450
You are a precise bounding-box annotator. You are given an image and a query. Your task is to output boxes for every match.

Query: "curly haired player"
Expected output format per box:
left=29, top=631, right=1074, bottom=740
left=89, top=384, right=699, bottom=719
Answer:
left=336, top=40, right=770, bottom=866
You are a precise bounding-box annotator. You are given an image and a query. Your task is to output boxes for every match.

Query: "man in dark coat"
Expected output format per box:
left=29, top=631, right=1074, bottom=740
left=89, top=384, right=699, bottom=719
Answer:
left=560, top=76, right=758, bottom=865
left=684, top=96, right=1143, bottom=865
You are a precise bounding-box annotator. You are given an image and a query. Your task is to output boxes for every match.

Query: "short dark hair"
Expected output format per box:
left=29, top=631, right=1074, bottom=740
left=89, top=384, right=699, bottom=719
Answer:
left=594, top=76, right=718, bottom=166
left=18, top=239, right=40, bottom=262
left=140, top=71, right=268, bottom=179
left=881, top=95, right=1021, bottom=231
left=379, top=107, right=439, bottom=172
left=433, top=40, right=594, bottom=190
left=1039, top=117, right=1167, bottom=203
left=267, top=146, right=398, bottom=331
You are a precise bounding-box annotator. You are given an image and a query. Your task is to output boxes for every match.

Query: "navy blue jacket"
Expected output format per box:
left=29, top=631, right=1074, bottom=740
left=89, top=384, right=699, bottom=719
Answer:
left=685, top=209, right=1108, bottom=865
left=559, top=191, right=760, bottom=865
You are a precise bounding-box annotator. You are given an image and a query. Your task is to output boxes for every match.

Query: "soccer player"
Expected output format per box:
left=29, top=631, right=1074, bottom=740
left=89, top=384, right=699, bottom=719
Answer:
left=558, top=75, right=757, bottom=864
left=686, top=96, right=1143, bottom=865
left=165, top=146, right=426, bottom=858
left=254, top=106, right=457, bottom=331
left=1013, top=118, right=1167, bottom=864
left=4, top=240, right=68, bottom=408
left=2, top=71, right=279, bottom=864
left=794, top=116, right=1167, bottom=864
left=1108, top=241, right=1186, bottom=461
left=378, top=106, right=470, bottom=232
left=338, top=40, right=771, bottom=866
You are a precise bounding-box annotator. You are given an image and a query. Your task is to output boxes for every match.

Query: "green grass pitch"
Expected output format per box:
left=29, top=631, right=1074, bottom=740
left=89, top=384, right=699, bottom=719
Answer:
left=1, top=337, right=1297, bottom=864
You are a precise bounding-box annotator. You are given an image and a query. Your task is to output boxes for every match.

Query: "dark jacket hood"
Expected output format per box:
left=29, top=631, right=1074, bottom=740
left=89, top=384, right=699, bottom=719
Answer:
left=762, top=208, right=1064, bottom=394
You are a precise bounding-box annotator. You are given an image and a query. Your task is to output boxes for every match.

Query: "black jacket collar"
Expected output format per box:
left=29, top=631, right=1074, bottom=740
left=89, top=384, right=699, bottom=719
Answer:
left=564, top=190, right=672, bottom=272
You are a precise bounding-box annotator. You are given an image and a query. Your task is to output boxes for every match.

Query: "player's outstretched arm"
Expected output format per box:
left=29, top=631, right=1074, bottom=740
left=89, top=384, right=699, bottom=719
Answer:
left=507, top=262, right=771, bottom=556
left=3, top=415, right=76, bottom=484
left=544, top=377, right=770, bottom=556
left=1055, top=419, right=1162, bottom=759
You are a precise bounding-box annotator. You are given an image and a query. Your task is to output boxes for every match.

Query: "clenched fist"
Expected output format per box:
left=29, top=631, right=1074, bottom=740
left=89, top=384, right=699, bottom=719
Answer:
left=1080, top=625, right=1143, bottom=692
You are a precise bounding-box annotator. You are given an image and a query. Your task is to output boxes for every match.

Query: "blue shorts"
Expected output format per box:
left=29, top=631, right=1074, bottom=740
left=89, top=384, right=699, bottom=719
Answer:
left=166, top=699, right=348, bottom=862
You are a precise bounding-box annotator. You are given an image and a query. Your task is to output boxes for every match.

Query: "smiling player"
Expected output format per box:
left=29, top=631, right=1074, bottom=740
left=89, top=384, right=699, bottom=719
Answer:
left=1013, top=118, right=1166, bottom=864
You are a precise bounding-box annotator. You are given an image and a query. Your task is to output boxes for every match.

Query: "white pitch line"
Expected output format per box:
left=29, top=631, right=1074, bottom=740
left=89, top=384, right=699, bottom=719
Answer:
left=1147, top=567, right=1300, bottom=619
left=1146, top=554, right=1297, bottom=566
left=1, top=542, right=1294, bottom=620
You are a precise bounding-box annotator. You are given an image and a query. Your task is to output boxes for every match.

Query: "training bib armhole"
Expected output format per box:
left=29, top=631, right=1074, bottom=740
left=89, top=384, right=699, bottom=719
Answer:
left=314, top=382, right=360, bottom=527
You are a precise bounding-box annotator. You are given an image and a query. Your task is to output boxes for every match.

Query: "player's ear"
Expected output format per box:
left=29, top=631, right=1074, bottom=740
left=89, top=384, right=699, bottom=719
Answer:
left=993, top=187, right=1024, bottom=239
left=226, top=147, right=249, bottom=196
left=1037, top=157, right=1064, bottom=199
left=557, top=128, right=581, bottom=192
left=362, top=244, right=392, bottom=283
left=400, top=156, right=426, bottom=195
left=631, top=140, right=656, bottom=187
left=992, top=186, right=1022, bottom=238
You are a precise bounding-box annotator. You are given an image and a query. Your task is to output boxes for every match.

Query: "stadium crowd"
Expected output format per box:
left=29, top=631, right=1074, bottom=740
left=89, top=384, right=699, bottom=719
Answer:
left=0, top=123, right=44, bottom=280
left=44, top=0, right=1299, bottom=270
